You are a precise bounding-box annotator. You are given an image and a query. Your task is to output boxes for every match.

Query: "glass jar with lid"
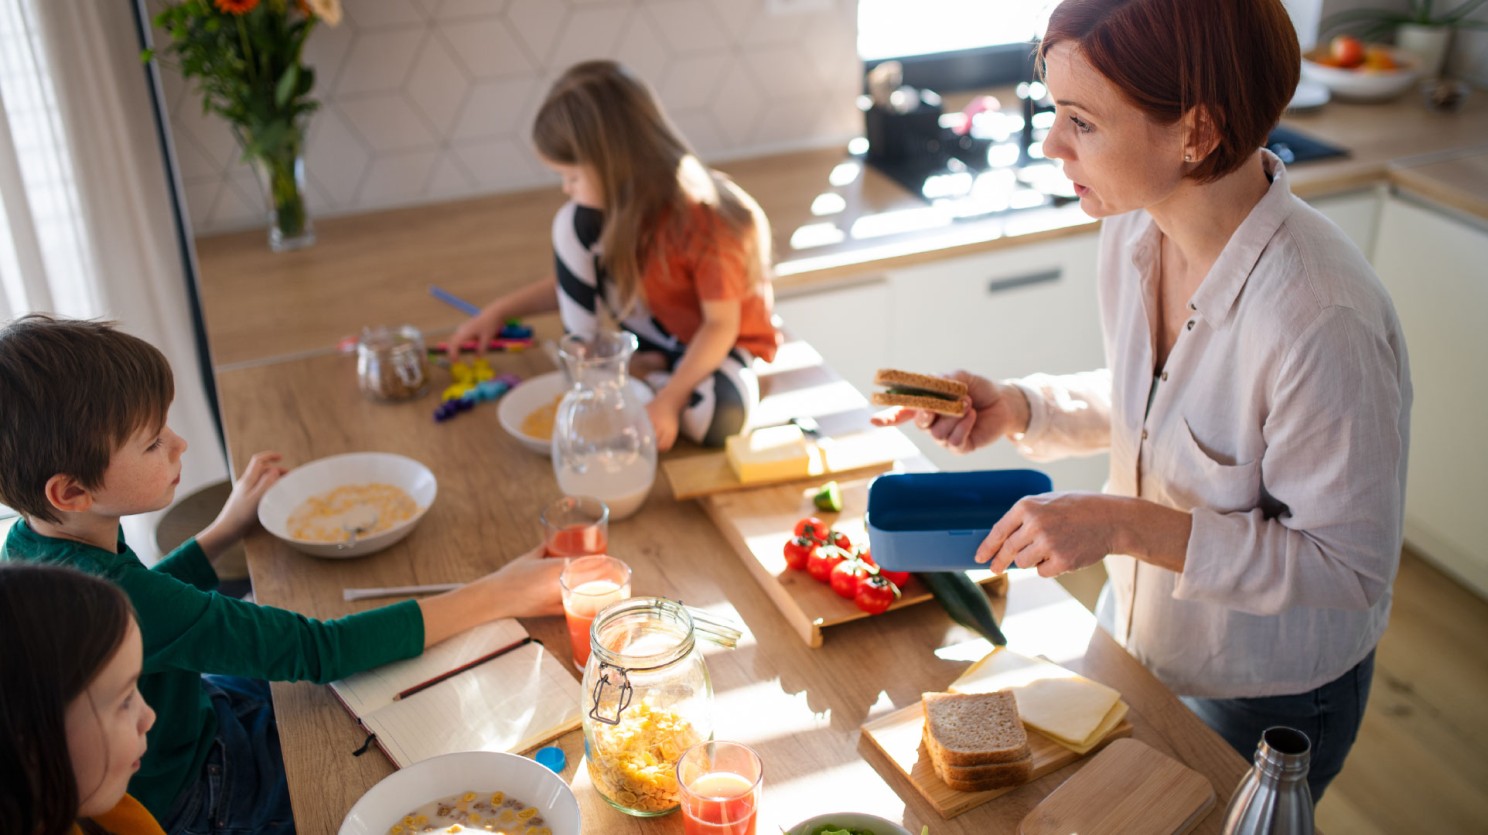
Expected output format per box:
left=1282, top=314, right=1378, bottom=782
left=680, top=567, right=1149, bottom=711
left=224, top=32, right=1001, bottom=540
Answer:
left=581, top=597, right=740, bottom=817
left=356, top=325, right=429, bottom=401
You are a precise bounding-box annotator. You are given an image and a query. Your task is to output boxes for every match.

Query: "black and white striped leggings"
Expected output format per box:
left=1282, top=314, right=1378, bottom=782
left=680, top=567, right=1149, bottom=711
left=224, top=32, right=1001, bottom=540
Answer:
left=552, top=201, right=759, bottom=447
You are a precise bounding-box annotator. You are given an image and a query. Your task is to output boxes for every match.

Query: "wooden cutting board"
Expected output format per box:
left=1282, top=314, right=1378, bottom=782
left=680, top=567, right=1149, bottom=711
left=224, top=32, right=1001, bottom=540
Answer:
left=701, top=476, right=1008, bottom=647
left=1018, top=738, right=1217, bottom=835
left=664, top=421, right=919, bottom=500
left=859, top=700, right=1133, bottom=819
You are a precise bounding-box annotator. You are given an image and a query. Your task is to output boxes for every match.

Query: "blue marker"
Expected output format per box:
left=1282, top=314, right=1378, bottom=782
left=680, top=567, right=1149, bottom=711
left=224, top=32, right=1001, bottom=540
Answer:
left=429, top=285, right=481, bottom=316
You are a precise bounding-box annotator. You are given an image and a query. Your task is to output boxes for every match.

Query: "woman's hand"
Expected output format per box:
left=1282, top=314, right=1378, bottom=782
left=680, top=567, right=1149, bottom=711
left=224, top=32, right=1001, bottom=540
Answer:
left=197, top=451, right=288, bottom=561
left=977, top=492, right=1123, bottom=576
left=871, top=372, right=1031, bottom=454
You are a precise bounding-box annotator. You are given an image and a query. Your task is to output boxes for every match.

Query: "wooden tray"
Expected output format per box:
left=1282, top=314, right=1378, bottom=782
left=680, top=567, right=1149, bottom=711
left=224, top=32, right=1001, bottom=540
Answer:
left=860, top=700, right=1133, bottom=819
left=701, top=476, right=1008, bottom=647
left=1018, top=738, right=1216, bottom=835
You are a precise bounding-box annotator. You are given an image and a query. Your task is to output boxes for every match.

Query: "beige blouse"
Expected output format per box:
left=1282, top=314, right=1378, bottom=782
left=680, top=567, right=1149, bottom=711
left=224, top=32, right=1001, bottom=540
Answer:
left=1011, top=152, right=1412, bottom=698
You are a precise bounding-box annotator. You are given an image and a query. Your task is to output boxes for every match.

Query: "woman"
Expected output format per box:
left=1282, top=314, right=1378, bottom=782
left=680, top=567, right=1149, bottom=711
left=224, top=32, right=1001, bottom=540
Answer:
left=0, top=563, right=161, bottom=834
left=878, top=0, right=1410, bottom=799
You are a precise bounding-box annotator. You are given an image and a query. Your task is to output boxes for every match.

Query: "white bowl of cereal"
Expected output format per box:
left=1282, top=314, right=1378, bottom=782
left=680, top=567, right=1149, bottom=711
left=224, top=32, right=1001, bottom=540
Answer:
left=258, top=452, right=437, bottom=559
left=339, top=750, right=580, bottom=835
left=497, top=370, right=653, bottom=456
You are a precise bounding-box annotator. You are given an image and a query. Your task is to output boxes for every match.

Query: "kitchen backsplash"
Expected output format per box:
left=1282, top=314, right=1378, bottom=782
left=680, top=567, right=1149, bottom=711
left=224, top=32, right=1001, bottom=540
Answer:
left=161, top=0, right=861, bottom=236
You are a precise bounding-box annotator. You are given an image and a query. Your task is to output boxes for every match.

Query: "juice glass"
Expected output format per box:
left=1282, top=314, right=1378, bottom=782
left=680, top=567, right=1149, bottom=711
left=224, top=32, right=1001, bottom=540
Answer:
left=541, top=495, right=609, bottom=557
left=676, top=741, right=762, bottom=835
left=559, top=555, right=631, bottom=669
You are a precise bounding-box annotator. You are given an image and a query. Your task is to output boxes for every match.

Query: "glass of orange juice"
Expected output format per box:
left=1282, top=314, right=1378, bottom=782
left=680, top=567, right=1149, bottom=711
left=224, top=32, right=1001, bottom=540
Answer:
left=558, top=555, right=631, bottom=669
left=540, top=495, right=609, bottom=557
left=676, top=741, right=762, bottom=835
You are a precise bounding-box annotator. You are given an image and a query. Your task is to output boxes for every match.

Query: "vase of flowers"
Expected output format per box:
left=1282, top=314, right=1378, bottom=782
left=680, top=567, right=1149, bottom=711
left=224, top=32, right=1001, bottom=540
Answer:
left=146, top=0, right=342, bottom=252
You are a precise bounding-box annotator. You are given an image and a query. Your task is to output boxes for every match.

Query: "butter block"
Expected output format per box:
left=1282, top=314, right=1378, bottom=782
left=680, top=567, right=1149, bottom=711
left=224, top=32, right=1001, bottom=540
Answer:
left=726, top=425, right=821, bottom=483
left=951, top=647, right=1123, bottom=750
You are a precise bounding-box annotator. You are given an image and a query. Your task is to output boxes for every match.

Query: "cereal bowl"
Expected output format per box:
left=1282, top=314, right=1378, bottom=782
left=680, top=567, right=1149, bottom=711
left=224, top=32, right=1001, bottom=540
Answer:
left=497, top=370, right=653, bottom=456
left=1300, top=46, right=1420, bottom=102
left=338, top=750, right=580, bottom=835
left=257, top=452, right=437, bottom=559
left=788, top=811, right=913, bottom=835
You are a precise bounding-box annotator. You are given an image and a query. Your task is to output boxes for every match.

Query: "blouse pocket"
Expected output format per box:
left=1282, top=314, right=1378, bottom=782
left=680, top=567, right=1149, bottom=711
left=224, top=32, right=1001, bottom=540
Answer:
left=1157, top=418, right=1261, bottom=514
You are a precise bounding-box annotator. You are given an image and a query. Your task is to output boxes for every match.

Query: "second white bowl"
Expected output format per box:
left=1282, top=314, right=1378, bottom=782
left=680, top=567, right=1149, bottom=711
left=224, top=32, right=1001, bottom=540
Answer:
left=257, top=452, right=437, bottom=559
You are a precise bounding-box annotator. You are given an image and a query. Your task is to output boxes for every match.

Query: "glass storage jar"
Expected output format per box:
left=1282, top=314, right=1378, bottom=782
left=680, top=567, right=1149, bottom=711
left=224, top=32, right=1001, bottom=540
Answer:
left=356, top=325, right=429, bottom=401
left=581, top=597, right=722, bottom=817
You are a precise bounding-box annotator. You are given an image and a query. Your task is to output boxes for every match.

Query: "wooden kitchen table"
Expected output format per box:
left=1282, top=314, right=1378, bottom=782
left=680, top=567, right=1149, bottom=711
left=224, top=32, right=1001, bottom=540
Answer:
left=217, top=327, right=1248, bottom=834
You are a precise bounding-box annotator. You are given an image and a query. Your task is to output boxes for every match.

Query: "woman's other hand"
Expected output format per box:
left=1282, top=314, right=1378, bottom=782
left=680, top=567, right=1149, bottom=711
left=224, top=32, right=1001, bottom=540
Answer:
left=870, top=371, right=1031, bottom=454
left=976, top=492, right=1123, bottom=576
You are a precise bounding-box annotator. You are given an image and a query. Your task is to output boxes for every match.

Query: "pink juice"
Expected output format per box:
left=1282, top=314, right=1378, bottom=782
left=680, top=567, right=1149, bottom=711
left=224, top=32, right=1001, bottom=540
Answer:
left=545, top=523, right=608, bottom=557
left=563, top=579, right=625, bottom=668
left=682, top=771, right=758, bottom=835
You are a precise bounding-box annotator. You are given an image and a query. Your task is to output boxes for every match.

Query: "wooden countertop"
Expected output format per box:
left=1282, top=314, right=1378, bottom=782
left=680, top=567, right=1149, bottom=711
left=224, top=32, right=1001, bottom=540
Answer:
left=216, top=326, right=1248, bottom=834
left=194, top=87, right=1488, bottom=369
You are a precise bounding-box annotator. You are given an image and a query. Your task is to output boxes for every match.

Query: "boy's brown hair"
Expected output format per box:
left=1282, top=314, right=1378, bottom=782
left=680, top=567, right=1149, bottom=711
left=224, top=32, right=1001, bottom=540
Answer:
left=0, top=314, right=174, bottom=523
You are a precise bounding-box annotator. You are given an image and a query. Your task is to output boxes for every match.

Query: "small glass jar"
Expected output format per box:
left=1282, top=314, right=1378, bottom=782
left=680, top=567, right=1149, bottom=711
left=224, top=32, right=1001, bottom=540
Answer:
left=582, top=597, right=713, bottom=817
left=356, top=325, right=429, bottom=401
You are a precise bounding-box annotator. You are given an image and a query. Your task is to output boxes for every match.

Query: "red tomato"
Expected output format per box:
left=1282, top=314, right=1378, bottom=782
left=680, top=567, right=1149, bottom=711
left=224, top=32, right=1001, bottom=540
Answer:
left=794, top=516, right=828, bottom=543
left=858, top=549, right=910, bottom=587
left=830, top=559, right=868, bottom=598
left=1331, top=34, right=1365, bottom=69
left=854, top=573, right=899, bottom=614
left=828, top=530, right=852, bottom=551
left=783, top=536, right=815, bottom=571
left=807, top=545, right=847, bottom=583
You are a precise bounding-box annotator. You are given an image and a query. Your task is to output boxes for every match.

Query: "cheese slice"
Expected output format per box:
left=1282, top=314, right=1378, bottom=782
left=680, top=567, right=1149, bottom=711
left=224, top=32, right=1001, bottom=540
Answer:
left=950, top=647, right=1123, bottom=750
left=725, top=425, right=821, bottom=483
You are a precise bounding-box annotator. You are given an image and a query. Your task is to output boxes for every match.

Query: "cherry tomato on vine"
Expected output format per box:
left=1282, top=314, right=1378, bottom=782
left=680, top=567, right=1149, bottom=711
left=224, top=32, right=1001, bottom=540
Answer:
left=828, top=530, right=851, bottom=551
left=807, top=545, right=847, bottom=583
left=783, top=536, right=816, bottom=571
left=830, top=559, right=869, bottom=599
left=859, top=549, right=909, bottom=587
left=794, top=516, right=828, bottom=543
left=854, top=573, right=899, bottom=614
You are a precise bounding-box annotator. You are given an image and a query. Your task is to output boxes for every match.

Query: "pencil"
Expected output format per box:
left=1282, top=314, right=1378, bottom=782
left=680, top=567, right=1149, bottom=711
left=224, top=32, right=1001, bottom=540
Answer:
left=429, top=285, right=481, bottom=316
left=392, top=636, right=534, bottom=701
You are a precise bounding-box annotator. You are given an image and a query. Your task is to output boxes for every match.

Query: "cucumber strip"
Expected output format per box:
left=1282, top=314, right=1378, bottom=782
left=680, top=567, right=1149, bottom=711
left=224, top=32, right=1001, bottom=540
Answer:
left=918, top=571, right=1007, bottom=646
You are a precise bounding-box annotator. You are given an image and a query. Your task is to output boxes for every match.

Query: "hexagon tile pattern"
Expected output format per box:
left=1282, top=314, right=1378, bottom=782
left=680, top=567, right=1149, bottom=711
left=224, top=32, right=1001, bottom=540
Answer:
left=162, top=0, right=861, bottom=236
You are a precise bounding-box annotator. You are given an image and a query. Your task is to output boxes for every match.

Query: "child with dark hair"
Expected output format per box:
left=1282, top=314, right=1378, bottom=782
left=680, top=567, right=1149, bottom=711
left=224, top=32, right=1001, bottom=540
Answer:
left=0, top=562, right=161, bottom=835
left=0, top=314, right=564, bottom=833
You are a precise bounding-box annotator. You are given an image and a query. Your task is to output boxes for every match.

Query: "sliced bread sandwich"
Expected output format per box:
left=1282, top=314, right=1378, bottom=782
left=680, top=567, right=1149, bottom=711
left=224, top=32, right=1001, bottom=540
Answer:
left=870, top=369, right=969, bottom=417
left=921, top=690, right=1033, bottom=791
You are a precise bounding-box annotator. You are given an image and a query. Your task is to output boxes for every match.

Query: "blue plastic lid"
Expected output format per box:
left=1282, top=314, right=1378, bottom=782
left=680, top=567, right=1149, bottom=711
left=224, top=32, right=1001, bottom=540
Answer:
left=535, top=746, right=566, bottom=773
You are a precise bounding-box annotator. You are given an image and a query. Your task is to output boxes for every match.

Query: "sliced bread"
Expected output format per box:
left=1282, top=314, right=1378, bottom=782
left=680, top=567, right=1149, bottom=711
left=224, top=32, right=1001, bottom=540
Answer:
left=922, top=724, right=1034, bottom=792
left=921, top=690, right=1031, bottom=767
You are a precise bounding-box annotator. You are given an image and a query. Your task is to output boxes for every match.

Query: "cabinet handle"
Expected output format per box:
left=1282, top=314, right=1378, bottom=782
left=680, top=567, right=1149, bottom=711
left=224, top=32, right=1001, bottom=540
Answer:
left=988, top=268, right=1061, bottom=295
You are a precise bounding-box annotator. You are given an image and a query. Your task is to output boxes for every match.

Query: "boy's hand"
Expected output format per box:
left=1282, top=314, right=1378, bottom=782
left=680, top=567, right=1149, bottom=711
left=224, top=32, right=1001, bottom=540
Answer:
left=197, top=452, right=287, bottom=561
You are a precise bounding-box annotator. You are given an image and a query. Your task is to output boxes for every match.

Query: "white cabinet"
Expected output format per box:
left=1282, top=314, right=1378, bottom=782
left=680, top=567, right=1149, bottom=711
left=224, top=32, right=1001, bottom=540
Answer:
left=1372, top=195, right=1488, bottom=599
left=884, top=232, right=1109, bottom=491
left=773, top=277, right=891, bottom=398
left=1309, top=188, right=1382, bottom=259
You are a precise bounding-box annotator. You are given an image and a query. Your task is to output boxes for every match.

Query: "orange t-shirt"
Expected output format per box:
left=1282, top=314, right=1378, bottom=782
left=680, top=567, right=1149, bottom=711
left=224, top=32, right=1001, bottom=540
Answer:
left=641, top=201, right=781, bottom=363
left=73, top=794, right=166, bottom=835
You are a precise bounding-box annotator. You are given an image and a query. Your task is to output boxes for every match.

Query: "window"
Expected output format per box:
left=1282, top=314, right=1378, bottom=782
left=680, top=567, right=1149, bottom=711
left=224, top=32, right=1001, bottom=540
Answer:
left=857, top=0, right=1057, bottom=92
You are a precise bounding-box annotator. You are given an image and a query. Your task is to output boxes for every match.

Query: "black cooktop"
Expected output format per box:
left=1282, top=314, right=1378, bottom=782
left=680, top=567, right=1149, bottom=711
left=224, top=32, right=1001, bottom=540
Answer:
left=1265, top=125, right=1348, bottom=166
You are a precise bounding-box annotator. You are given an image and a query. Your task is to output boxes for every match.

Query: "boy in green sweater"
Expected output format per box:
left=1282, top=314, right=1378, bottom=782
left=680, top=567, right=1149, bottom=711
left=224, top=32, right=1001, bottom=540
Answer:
left=0, top=315, right=564, bottom=834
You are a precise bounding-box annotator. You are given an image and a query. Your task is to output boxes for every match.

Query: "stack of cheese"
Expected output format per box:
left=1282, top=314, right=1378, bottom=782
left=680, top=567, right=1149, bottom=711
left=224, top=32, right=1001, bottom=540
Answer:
left=921, top=690, right=1033, bottom=792
left=725, top=425, right=821, bottom=483
left=950, top=647, right=1128, bottom=755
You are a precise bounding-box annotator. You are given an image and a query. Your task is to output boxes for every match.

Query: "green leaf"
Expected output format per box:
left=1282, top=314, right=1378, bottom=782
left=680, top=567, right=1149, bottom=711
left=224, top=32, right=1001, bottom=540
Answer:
left=274, top=64, right=299, bottom=108
left=918, top=571, right=1006, bottom=646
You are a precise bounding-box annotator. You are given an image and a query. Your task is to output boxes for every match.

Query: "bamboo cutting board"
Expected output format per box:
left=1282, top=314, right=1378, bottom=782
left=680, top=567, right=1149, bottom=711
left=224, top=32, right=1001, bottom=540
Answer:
left=701, top=476, right=1008, bottom=647
left=664, top=421, right=919, bottom=500
left=1018, top=738, right=1217, bottom=835
left=859, top=700, right=1133, bottom=819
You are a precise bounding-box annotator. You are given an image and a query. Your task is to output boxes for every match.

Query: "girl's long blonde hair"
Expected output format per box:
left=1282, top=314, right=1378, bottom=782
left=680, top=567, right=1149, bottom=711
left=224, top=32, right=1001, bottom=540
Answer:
left=532, top=61, right=771, bottom=315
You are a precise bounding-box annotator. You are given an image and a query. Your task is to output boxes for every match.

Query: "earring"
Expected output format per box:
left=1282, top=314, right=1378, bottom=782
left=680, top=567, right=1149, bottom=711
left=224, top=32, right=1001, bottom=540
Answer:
left=1183, top=153, right=1193, bottom=162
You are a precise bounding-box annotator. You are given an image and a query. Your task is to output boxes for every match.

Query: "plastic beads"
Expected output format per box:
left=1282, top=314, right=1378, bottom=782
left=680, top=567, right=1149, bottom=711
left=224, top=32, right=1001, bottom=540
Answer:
left=434, top=371, right=522, bottom=422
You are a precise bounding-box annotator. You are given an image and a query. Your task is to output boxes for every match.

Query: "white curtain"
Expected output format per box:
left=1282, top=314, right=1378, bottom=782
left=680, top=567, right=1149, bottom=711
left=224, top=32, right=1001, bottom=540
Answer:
left=0, top=0, right=227, bottom=562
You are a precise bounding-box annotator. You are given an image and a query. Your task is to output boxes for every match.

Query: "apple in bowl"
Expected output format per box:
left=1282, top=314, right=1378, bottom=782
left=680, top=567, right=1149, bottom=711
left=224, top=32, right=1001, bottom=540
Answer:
left=1300, top=36, right=1420, bottom=102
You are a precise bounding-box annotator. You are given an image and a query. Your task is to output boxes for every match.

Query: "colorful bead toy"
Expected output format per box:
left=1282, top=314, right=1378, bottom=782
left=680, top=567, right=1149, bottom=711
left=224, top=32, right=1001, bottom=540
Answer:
left=434, top=371, right=522, bottom=422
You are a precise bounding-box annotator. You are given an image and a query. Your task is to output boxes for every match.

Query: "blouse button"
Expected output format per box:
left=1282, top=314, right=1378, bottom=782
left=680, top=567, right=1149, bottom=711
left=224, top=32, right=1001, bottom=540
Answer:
left=1189, top=301, right=1197, bottom=311
left=1141, top=429, right=1148, bottom=440
left=1160, top=371, right=1169, bottom=381
left=1186, top=320, right=1195, bottom=330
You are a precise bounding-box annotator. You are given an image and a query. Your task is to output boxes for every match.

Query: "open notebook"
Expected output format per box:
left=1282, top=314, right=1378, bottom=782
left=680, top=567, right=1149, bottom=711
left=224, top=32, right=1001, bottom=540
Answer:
left=328, top=619, right=582, bottom=768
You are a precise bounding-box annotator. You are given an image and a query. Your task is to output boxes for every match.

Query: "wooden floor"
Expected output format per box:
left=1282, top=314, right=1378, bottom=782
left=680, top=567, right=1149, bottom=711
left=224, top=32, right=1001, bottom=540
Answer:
left=1055, top=549, right=1488, bottom=834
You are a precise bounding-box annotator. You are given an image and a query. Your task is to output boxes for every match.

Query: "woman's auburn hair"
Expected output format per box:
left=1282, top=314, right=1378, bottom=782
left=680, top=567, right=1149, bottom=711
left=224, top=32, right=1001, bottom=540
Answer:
left=531, top=60, right=771, bottom=314
left=0, top=563, right=135, bottom=835
left=1040, top=0, right=1300, bottom=183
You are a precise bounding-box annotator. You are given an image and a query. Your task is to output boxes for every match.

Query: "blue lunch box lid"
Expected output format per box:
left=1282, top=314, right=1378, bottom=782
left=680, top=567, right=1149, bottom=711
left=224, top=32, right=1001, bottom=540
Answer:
left=864, top=469, right=1053, bottom=571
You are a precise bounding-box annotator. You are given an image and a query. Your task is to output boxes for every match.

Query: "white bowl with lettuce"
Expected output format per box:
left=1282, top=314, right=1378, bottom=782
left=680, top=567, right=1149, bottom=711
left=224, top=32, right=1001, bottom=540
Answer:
left=789, top=813, right=914, bottom=835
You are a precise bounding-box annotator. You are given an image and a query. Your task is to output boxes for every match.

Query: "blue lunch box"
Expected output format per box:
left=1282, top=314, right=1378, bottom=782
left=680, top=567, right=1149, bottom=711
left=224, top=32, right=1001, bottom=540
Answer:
left=865, top=469, right=1054, bottom=571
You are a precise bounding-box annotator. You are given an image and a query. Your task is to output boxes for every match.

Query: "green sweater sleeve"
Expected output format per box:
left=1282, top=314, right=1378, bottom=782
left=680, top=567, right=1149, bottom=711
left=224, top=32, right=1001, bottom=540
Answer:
left=151, top=538, right=219, bottom=592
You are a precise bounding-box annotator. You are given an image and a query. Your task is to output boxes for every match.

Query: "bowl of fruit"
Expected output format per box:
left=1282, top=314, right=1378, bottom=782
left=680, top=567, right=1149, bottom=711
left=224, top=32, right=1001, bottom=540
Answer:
left=1301, top=35, right=1420, bottom=102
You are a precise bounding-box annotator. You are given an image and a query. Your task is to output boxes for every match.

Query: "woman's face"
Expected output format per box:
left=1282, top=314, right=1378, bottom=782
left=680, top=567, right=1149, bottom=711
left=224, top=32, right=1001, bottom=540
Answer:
left=65, top=618, right=154, bottom=818
left=1040, top=42, right=1190, bottom=218
left=541, top=157, right=603, bottom=209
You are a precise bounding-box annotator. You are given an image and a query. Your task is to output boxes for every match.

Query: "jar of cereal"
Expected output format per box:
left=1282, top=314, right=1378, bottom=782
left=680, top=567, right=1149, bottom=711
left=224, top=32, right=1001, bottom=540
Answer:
left=582, top=597, right=738, bottom=817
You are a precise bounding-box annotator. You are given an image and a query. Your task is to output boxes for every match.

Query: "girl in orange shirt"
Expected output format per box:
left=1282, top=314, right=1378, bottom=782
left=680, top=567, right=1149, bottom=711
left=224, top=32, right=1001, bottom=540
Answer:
left=452, top=61, right=782, bottom=451
left=0, top=563, right=163, bottom=835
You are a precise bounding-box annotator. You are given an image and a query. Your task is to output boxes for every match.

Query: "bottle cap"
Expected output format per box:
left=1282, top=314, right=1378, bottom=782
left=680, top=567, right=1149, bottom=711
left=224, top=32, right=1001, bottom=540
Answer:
left=535, top=746, right=566, bottom=774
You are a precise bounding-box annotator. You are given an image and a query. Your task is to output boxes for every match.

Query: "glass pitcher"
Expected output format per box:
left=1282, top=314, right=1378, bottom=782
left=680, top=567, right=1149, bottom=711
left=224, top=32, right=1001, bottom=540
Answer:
left=581, top=597, right=741, bottom=817
left=552, top=331, right=657, bottom=521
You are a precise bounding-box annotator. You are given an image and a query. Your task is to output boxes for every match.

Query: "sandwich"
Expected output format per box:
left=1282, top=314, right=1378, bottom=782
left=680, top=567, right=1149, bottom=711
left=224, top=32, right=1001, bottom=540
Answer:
left=871, top=369, right=968, bottom=417
left=921, top=690, right=1033, bottom=792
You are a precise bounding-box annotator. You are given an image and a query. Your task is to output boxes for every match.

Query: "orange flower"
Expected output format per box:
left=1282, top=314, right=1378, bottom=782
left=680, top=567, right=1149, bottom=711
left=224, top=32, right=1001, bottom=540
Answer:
left=213, top=0, right=260, bottom=14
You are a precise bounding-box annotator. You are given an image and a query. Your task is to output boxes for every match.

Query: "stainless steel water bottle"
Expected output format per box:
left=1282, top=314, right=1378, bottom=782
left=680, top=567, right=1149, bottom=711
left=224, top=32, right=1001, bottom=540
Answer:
left=1220, top=726, right=1315, bottom=835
